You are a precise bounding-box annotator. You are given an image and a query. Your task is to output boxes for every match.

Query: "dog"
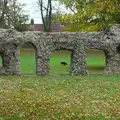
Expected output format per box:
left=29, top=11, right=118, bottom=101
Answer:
left=60, top=61, right=68, bottom=66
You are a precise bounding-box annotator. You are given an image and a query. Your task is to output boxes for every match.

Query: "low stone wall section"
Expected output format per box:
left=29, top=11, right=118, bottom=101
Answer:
left=0, top=24, right=120, bottom=76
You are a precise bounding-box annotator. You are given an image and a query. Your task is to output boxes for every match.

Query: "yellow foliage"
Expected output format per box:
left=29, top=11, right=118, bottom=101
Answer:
left=57, top=0, right=120, bottom=32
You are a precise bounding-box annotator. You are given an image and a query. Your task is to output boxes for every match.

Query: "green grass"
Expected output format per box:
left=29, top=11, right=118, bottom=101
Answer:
left=0, top=49, right=120, bottom=120
left=0, top=76, right=120, bottom=119
left=20, top=49, right=105, bottom=75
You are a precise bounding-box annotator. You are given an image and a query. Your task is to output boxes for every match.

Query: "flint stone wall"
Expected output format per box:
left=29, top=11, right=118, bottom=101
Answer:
left=0, top=24, right=120, bottom=76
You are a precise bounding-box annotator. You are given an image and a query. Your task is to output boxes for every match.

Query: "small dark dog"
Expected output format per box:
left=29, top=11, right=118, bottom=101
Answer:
left=60, top=61, right=68, bottom=66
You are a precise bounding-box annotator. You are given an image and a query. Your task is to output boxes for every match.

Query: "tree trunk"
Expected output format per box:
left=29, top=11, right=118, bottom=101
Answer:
left=39, top=0, right=52, bottom=32
left=48, top=0, right=52, bottom=32
left=0, top=0, right=7, bottom=28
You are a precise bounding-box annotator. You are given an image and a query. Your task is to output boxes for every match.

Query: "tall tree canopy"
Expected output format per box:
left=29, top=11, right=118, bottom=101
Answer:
left=0, top=0, right=29, bottom=31
left=6, top=1, right=29, bottom=31
left=56, top=0, right=120, bottom=32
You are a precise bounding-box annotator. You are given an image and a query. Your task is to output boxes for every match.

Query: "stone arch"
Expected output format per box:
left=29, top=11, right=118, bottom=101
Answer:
left=20, top=41, right=37, bottom=51
left=46, top=40, right=88, bottom=76
left=20, top=41, right=37, bottom=75
left=46, top=40, right=75, bottom=75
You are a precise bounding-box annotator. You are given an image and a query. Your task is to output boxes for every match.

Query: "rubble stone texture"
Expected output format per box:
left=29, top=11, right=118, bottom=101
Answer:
left=0, top=24, right=120, bottom=76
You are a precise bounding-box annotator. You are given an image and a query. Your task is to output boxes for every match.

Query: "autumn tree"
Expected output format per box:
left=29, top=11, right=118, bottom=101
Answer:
left=56, top=0, right=120, bottom=32
left=0, top=0, right=29, bottom=31
left=6, top=1, right=29, bottom=31
left=30, top=18, right=34, bottom=25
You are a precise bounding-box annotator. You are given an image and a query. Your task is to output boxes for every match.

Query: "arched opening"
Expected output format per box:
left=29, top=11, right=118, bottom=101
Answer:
left=0, top=56, right=2, bottom=65
left=0, top=55, right=3, bottom=70
left=117, top=45, right=120, bottom=53
left=50, top=50, right=71, bottom=75
left=20, top=42, right=36, bottom=75
left=87, top=49, right=105, bottom=74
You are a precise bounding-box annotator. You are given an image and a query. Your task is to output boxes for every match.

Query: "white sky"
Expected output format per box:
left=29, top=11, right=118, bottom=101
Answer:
left=18, top=0, right=70, bottom=24
left=18, top=0, right=42, bottom=23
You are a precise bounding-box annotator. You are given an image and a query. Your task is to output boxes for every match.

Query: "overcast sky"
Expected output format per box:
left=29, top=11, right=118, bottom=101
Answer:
left=18, top=0, right=69, bottom=24
left=18, top=0, right=42, bottom=23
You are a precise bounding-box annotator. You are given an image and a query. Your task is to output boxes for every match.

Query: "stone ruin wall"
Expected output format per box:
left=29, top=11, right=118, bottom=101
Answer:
left=0, top=24, right=120, bottom=76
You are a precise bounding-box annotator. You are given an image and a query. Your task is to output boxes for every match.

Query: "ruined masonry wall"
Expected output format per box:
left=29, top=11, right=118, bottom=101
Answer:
left=0, top=24, right=120, bottom=76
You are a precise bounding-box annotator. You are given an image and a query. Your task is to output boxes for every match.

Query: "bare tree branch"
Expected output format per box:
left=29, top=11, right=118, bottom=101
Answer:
left=38, top=0, right=52, bottom=32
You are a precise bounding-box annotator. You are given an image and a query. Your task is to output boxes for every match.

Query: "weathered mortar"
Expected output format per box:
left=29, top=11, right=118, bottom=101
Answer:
left=0, top=24, right=120, bottom=76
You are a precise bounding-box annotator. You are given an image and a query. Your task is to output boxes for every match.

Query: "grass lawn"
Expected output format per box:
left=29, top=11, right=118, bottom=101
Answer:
left=0, top=49, right=120, bottom=120
left=20, top=49, right=105, bottom=75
